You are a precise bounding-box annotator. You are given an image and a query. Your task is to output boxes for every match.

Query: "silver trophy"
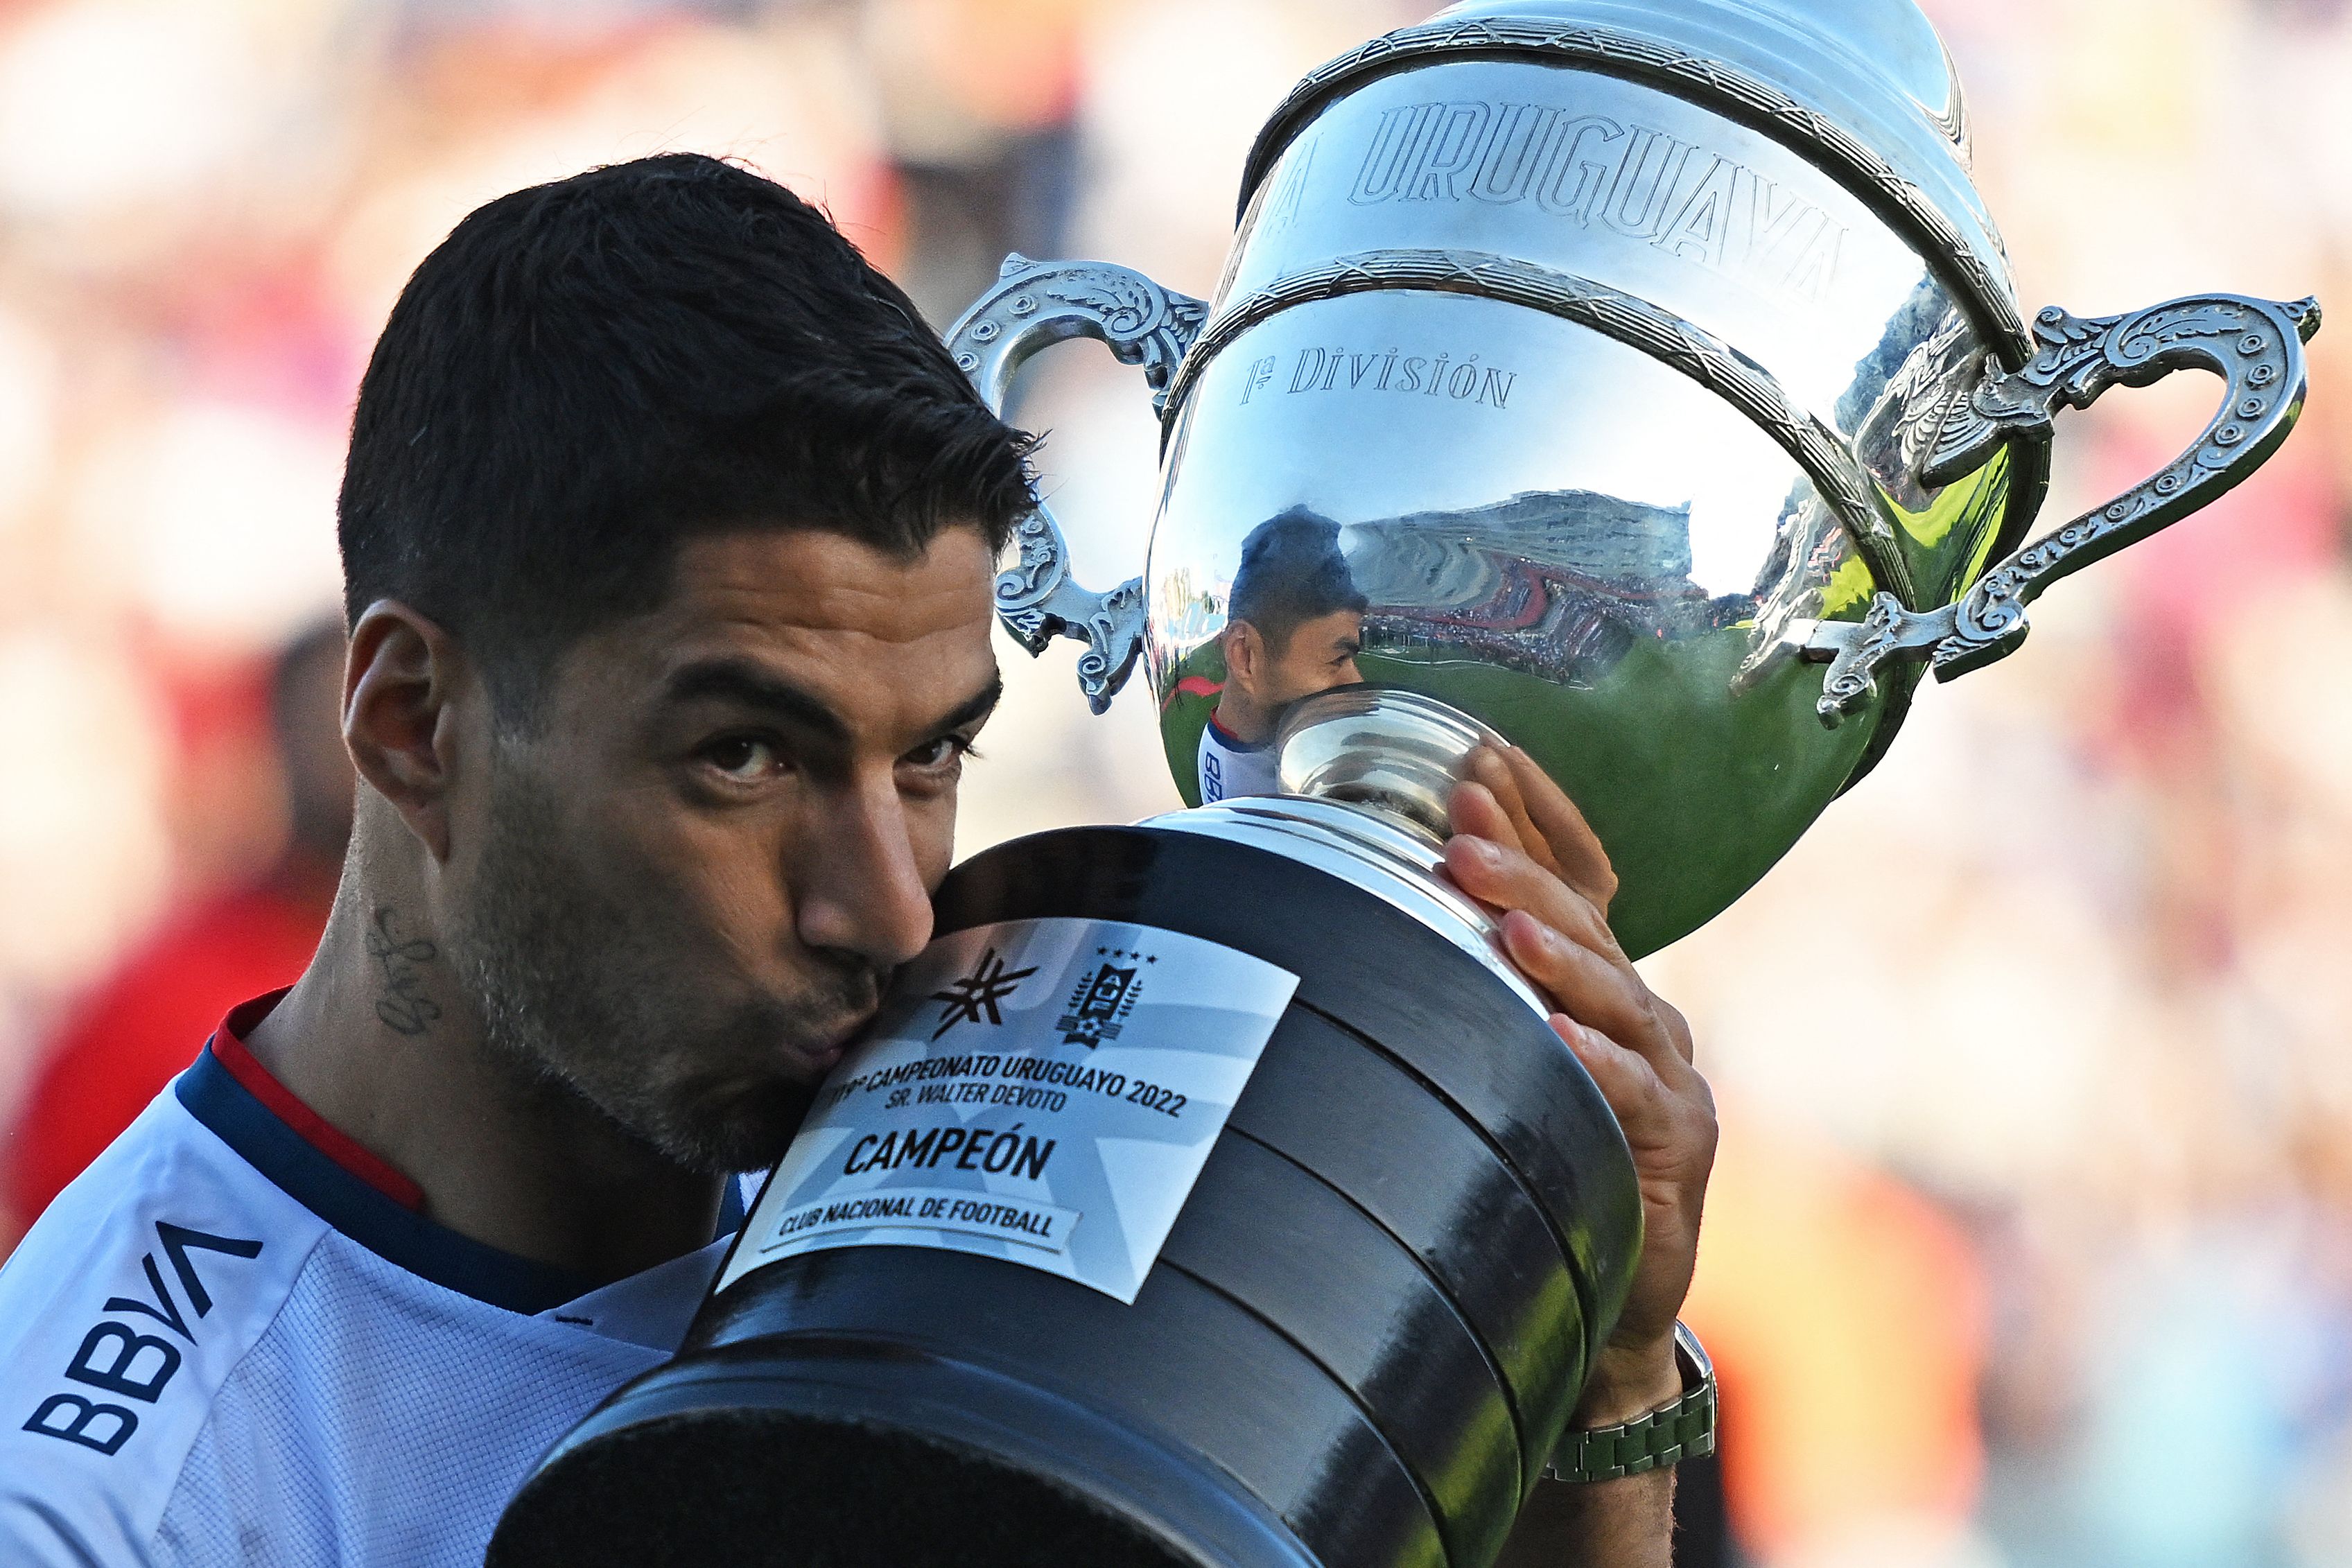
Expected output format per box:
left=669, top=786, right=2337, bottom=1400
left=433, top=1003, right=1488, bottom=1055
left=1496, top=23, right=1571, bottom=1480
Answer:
left=959, top=0, right=2318, bottom=958
left=491, top=5, right=2317, bottom=1565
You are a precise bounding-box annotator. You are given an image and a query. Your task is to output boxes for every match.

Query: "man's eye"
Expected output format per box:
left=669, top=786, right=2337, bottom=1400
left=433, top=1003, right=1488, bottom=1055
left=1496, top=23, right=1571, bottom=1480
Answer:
left=903, top=735, right=973, bottom=770
left=704, top=737, right=781, bottom=781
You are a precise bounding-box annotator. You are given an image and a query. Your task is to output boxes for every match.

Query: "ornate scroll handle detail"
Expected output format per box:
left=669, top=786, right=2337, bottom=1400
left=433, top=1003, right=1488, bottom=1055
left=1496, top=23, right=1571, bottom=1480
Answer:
left=1803, top=293, right=2321, bottom=724
left=947, top=254, right=1210, bottom=713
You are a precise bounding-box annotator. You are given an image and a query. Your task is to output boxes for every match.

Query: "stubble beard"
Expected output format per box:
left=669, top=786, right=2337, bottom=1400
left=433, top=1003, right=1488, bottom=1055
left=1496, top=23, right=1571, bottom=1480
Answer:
left=448, top=769, right=882, bottom=1175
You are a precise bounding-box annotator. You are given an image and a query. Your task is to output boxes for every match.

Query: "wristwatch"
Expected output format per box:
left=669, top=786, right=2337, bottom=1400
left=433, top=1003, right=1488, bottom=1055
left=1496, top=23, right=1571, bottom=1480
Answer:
left=1544, top=1321, right=1717, bottom=1483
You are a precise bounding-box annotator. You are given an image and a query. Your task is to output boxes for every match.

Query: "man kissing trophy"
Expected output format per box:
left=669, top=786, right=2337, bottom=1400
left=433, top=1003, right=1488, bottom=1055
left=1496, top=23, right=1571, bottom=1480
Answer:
left=494, top=1, right=2317, bottom=1563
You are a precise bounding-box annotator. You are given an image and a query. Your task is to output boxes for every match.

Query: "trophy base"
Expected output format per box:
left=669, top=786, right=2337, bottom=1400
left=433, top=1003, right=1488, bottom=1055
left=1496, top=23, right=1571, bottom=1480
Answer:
left=489, top=1331, right=1296, bottom=1568
left=489, top=816, right=1639, bottom=1568
left=1143, top=790, right=1547, bottom=1018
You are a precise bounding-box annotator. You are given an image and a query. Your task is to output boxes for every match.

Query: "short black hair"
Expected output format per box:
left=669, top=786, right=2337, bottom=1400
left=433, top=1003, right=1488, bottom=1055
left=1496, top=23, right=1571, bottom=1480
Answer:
left=1227, top=507, right=1366, bottom=651
left=338, top=153, right=1035, bottom=717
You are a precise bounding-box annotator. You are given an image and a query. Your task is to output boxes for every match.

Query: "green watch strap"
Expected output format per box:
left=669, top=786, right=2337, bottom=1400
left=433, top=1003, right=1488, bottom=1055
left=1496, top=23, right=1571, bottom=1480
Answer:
left=1544, top=1321, right=1717, bottom=1483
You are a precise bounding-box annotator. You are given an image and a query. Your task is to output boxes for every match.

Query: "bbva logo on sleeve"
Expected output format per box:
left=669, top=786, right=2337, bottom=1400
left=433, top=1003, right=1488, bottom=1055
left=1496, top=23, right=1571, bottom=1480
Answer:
left=724, top=918, right=1298, bottom=1304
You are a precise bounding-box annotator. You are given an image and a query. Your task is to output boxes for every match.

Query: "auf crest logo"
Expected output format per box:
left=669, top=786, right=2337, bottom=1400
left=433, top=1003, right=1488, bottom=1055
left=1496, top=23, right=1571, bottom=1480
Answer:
left=928, top=946, right=1038, bottom=1040
left=1056, top=946, right=1156, bottom=1048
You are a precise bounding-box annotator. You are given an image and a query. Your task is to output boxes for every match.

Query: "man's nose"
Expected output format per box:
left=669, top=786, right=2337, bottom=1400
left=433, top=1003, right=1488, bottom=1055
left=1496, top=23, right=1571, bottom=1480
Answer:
left=792, top=772, right=937, bottom=970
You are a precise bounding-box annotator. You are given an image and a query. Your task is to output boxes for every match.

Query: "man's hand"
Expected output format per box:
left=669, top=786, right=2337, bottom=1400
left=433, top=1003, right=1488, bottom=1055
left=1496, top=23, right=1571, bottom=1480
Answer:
left=1440, top=743, right=1718, bottom=1429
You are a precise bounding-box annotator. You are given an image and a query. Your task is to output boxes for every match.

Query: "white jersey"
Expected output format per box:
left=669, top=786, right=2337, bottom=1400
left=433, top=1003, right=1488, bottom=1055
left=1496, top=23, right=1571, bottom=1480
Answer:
left=0, top=1009, right=749, bottom=1568
left=1196, top=713, right=1280, bottom=805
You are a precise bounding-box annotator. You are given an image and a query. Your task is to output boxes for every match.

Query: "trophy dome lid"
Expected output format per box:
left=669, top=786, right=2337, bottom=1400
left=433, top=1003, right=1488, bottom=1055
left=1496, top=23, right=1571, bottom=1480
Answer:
left=1240, top=0, right=2028, bottom=357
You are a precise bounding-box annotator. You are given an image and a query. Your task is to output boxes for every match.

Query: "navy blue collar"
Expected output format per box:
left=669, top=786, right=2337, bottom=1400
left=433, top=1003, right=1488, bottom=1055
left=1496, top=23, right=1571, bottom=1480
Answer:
left=1206, top=710, right=1270, bottom=753
left=177, top=1044, right=746, bottom=1316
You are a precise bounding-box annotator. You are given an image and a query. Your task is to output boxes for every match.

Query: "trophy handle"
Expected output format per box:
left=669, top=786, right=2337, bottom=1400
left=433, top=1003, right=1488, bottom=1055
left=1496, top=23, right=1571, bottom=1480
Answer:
left=948, top=254, right=1210, bottom=715
left=1804, top=292, right=2320, bottom=724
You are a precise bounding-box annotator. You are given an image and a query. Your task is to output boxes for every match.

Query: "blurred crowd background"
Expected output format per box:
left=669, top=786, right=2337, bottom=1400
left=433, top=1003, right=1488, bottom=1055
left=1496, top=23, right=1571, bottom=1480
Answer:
left=0, top=0, right=2345, bottom=1563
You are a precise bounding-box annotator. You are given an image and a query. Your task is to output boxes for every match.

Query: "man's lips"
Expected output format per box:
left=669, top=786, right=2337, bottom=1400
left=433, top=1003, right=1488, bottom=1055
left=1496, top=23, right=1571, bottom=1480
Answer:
left=781, top=1007, right=876, bottom=1074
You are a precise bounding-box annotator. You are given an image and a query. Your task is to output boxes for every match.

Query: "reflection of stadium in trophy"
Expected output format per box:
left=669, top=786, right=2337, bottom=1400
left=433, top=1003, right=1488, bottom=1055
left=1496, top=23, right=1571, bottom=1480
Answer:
left=1347, top=489, right=1754, bottom=686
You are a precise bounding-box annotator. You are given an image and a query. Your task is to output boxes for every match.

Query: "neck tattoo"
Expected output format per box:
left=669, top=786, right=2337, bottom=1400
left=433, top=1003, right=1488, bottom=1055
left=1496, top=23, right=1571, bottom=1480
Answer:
left=365, top=905, right=444, bottom=1036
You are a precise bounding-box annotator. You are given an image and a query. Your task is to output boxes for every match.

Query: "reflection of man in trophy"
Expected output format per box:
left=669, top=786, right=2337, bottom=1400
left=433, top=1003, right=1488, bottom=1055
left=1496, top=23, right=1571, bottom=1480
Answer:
left=1198, top=507, right=1367, bottom=803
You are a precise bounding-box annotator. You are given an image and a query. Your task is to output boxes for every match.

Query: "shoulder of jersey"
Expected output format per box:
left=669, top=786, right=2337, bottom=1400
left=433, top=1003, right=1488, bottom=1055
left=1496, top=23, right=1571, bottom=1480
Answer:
left=0, top=1083, right=325, bottom=1565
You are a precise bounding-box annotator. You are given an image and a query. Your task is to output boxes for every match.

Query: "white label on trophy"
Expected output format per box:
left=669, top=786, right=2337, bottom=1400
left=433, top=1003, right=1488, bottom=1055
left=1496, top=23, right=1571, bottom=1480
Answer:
left=720, top=918, right=1299, bottom=1305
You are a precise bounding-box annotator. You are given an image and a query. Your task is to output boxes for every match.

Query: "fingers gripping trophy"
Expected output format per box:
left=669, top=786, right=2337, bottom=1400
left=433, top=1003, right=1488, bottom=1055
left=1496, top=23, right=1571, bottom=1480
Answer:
left=492, top=2, right=2317, bottom=1564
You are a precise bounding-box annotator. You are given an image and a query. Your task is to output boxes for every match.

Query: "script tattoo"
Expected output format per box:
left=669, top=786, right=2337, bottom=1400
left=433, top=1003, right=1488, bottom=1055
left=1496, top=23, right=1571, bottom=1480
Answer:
left=365, top=906, right=442, bottom=1036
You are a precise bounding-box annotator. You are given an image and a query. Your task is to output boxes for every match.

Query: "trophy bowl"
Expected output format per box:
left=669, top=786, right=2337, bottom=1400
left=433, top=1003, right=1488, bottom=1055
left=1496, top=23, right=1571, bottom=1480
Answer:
left=960, top=0, right=2319, bottom=957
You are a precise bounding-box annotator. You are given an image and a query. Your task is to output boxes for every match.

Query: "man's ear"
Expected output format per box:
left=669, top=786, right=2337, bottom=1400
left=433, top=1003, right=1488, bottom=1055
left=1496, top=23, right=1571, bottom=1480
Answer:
left=344, top=600, right=477, bottom=864
left=1224, top=621, right=1264, bottom=694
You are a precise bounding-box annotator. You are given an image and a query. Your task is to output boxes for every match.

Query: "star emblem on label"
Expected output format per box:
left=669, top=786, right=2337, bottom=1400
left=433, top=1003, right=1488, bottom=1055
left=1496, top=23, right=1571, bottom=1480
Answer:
left=927, top=946, right=1038, bottom=1040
